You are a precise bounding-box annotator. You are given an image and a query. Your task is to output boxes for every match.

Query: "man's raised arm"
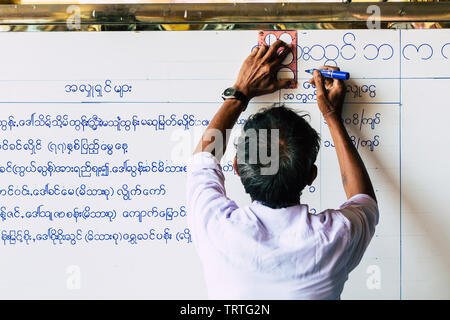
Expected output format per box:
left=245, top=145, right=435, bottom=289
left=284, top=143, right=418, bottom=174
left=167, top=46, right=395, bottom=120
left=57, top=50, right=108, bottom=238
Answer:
left=310, top=66, right=377, bottom=202
left=194, top=40, right=295, bottom=157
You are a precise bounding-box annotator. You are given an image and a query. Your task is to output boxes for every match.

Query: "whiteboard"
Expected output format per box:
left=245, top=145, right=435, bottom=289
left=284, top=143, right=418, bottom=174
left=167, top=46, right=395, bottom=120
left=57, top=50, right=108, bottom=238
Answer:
left=0, top=30, right=448, bottom=299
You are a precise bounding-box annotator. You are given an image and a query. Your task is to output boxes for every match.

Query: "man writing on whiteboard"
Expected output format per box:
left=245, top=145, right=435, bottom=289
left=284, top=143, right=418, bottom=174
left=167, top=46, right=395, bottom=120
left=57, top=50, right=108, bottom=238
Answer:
left=186, top=40, right=378, bottom=299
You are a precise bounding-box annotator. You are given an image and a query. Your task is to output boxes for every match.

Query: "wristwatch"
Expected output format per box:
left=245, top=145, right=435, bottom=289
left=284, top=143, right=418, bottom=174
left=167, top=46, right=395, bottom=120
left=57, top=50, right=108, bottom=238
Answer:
left=221, top=87, right=249, bottom=110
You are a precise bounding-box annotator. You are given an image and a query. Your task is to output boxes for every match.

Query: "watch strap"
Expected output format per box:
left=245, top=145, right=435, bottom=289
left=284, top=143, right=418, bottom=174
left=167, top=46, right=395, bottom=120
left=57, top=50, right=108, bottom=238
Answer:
left=232, top=90, right=249, bottom=106
left=222, top=87, right=249, bottom=110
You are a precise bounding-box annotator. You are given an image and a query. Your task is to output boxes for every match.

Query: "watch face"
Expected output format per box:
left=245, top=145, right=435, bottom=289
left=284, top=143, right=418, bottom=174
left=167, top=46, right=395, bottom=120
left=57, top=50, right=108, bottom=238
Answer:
left=224, top=87, right=236, bottom=96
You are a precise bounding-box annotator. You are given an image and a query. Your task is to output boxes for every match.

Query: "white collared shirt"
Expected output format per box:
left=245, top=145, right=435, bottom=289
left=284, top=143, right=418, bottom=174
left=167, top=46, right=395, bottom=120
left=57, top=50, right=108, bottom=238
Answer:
left=186, top=152, right=379, bottom=300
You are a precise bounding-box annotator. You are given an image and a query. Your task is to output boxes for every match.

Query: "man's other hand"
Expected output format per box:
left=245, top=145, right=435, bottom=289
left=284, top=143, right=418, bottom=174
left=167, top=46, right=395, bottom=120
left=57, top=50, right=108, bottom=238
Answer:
left=234, top=40, right=295, bottom=100
left=308, top=66, right=346, bottom=119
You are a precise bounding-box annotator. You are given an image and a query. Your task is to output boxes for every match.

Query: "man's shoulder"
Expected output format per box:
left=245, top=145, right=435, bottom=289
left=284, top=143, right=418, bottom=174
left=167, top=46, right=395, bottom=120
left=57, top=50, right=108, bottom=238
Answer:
left=308, top=207, right=352, bottom=238
left=337, top=194, right=379, bottom=228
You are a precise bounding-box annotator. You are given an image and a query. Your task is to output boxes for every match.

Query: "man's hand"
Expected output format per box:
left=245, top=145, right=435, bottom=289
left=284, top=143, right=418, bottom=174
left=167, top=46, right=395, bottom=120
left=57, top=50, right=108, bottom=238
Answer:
left=194, top=40, right=294, bottom=156
left=234, top=40, right=295, bottom=100
left=308, top=66, right=346, bottom=119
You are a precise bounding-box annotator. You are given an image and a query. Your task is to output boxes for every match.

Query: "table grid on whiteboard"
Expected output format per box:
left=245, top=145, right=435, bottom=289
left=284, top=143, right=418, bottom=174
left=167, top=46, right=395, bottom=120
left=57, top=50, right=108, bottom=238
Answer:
left=0, top=29, right=449, bottom=299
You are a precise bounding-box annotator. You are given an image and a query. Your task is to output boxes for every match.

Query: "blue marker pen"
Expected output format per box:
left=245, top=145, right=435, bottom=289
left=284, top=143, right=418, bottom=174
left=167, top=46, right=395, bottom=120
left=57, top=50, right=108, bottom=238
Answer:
left=305, top=68, right=350, bottom=80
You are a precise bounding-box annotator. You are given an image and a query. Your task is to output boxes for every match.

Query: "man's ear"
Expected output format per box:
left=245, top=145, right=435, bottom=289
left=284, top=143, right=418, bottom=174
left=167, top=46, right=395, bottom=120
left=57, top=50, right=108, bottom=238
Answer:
left=308, top=164, right=317, bottom=185
left=233, top=155, right=240, bottom=176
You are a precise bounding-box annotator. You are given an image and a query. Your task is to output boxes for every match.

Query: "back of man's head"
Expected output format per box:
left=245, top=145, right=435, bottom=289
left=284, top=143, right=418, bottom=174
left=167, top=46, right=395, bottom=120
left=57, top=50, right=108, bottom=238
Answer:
left=236, top=105, right=320, bottom=209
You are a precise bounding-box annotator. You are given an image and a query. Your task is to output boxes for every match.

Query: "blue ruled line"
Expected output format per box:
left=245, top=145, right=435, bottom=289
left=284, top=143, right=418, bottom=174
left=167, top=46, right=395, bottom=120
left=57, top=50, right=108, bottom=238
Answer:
left=0, top=101, right=402, bottom=105
left=0, top=76, right=449, bottom=82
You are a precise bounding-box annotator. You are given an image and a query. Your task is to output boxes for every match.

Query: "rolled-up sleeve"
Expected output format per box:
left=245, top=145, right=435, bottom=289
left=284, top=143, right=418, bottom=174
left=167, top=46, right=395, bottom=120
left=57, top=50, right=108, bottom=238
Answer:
left=337, top=194, right=379, bottom=273
left=186, top=152, right=239, bottom=247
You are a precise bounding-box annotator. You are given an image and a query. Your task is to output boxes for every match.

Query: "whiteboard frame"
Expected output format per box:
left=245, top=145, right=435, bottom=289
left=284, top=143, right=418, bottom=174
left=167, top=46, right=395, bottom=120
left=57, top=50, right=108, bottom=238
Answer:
left=0, top=2, right=449, bottom=30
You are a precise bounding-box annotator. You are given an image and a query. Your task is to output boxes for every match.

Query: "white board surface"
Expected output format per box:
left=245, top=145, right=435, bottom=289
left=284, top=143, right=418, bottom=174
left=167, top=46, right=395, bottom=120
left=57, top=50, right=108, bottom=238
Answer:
left=0, top=29, right=448, bottom=299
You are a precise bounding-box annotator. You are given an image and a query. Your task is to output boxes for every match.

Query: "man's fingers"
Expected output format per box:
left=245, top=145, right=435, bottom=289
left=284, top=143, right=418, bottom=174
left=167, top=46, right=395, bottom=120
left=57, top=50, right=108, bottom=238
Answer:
left=271, top=45, right=292, bottom=65
left=250, top=46, right=259, bottom=57
left=317, top=66, right=341, bottom=89
left=256, top=44, right=269, bottom=58
left=333, top=78, right=345, bottom=90
left=263, top=40, right=289, bottom=62
left=313, top=70, right=327, bottom=100
left=324, top=77, right=334, bottom=90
